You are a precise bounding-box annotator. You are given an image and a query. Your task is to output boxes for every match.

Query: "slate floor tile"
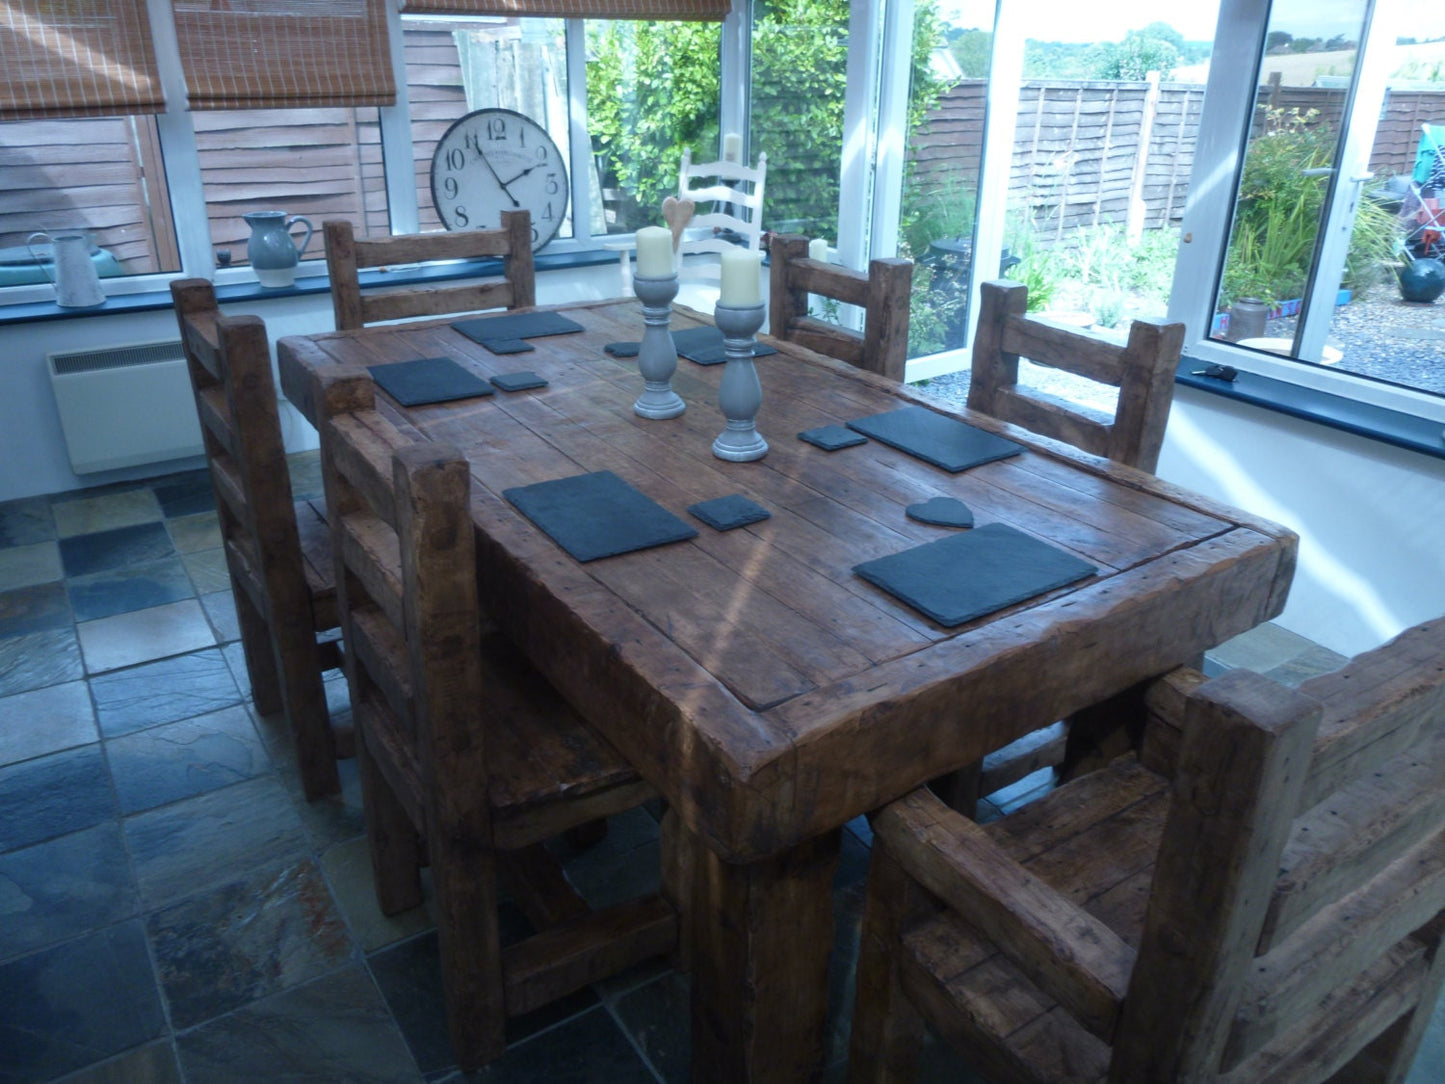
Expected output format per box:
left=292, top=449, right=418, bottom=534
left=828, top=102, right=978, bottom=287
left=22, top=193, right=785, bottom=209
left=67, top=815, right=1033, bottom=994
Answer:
left=175, top=967, right=418, bottom=1084
left=467, top=1006, right=656, bottom=1084
left=0, top=822, right=138, bottom=963
left=58, top=520, right=174, bottom=578
left=320, top=835, right=432, bottom=953
left=90, top=648, right=240, bottom=738
left=0, top=627, right=84, bottom=697
left=181, top=547, right=231, bottom=595
left=125, top=775, right=308, bottom=908
left=68, top=556, right=195, bottom=623
left=0, top=579, right=72, bottom=639
left=78, top=598, right=216, bottom=673
left=287, top=450, right=325, bottom=502
left=50, top=1040, right=183, bottom=1084
left=106, top=704, right=267, bottom=813
left=200, top=589, right=240, bottom=642
left=149, top=858, right=351, bottom=1029
left=152, top=469, right=215, bottom=518
left=52, top=488, right=162, bottom=540
left=0, top=680, right=97, bottom=767
left=167, top=510, right=222, bottom=554
left=0, top=743, right=115, bottom=852
left=612, top=972, right=692, bottom=1084
left=0, top=539, right=61, bottom=591
left=0, top=920, right=164, bottom=1082
left=0, top=496, right=54, bottom=548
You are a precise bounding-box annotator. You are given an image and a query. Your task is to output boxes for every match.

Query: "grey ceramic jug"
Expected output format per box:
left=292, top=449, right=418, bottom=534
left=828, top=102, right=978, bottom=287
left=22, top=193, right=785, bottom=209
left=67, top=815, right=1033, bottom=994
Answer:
left=28, top=230, right=105, bottom=307
left=244, top=211, right=314, bottom=288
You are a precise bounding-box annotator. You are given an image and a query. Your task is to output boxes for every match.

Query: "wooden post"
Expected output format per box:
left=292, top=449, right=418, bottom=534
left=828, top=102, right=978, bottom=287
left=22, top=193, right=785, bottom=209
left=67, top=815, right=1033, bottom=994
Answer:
left=1127, top=72, right=1160, bottom=244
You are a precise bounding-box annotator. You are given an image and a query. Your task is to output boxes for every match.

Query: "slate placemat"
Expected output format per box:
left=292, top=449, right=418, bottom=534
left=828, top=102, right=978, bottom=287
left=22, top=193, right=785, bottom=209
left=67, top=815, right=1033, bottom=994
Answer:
left=853, top=523, right=1096, bottom=627
left=672, top=325, right=778, bottom=366
left=798, top=425, right=868, bottom=451
left=367, top=357, right=493, bottom=407
left=846, top=405, right=1023, bottom=473
left=491, top=371, right=548, bottom=392
left=689, top=495, right=770, bottom=531
left=504, top=470, right=698, bottom=563
left=452, top=311, right=584, bottom=346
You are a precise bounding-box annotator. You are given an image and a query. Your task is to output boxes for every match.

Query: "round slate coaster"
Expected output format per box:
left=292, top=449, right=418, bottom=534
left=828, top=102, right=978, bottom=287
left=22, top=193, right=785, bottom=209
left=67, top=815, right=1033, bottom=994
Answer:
left=906, top=496, right=973, bottom=528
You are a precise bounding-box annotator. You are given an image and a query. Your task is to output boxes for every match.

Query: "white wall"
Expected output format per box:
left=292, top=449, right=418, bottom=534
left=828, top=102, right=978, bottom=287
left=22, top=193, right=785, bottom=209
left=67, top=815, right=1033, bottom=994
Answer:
left=1158, top=387, right=1445, bottom=657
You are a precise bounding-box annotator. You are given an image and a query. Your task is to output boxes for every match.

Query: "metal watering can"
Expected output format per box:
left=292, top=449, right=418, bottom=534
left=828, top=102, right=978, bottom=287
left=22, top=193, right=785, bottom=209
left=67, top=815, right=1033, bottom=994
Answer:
left=28, top=230, right=106, bottom=308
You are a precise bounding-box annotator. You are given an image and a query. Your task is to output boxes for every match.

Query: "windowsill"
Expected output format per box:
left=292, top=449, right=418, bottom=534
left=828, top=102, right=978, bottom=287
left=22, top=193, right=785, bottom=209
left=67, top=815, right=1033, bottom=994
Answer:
left=1176, top=355, right=1445, bottom=462
left=0, top=245, right=622, bottom=328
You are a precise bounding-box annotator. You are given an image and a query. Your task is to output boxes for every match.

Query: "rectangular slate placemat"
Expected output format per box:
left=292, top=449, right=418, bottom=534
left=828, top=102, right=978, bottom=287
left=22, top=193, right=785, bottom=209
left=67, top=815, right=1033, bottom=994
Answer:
left=853, top=523, right=1096, bottom=627
left=452, top=311, right=584, bottom=346
left=367, top=357, right=493, bottom=407
left=846, top=405, right=1023, bottom=473
left=504, top=470, right=698, bottom=563
left=672, top=325, right=778, bottom=366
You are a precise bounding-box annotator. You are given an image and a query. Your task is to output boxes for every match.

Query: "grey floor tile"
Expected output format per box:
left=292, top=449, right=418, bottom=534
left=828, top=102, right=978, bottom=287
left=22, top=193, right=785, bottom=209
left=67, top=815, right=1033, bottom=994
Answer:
left=149, top=858, right=352, bottom=1029
left=0, top=680, right=97, bottom=768
left=0, top=540, right=61, bottom=591
left=1406, top=991, right=1445, bottom=1083
left=0, top=822, right=138, bottom=963
left=78, top=598, right=217, bottom=674
left=200, top=589, right=241, bottom=643
left=612, top=972, right=691, bottom=1084
left=0, top=579, right=72, bottom=639
left=0, top=743, right=115, bottom=853
left=0, top=919, right=165, bottom=1082
left=68, top=555, right=196, bottom=623
left=125, top=775, right=308, bottom=908
left=175, top=966, right=420, bottom=1084
left=106, top=704, right=268, bottom=813
left=0, top=496, right=55, bottom=548
left=152, top=470, right=215, bottom=519
left=321, top=835, right=433, bottom=953
left=1261, top=642, right=1351, bottom=688
left=167, top=510, right=221, bottom=554
left=182, top=547, right=231, bottom=595
left=287, top=450, right=325, bottom=502
left=0, top=627, right=84, bottom=697
left=1206, top=620, right=1320, bottom=674
left=51, top=1040, right=182, bottom=1084
left=289, top=753, right=368, bottom=851
left=90, top=648, right=240, bottom=738
left=52, top=488, right=162, bottom=540
left=58, top=520, right=173, bottom=576
left=469, top=1005, right=657, bottom=1083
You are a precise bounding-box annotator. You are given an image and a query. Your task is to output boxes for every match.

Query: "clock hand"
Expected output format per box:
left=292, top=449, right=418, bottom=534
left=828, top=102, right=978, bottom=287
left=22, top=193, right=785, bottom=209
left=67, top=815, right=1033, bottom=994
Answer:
left=500, top=162, right=541, bottom=187
left=476, top=148, right=521, bottom=208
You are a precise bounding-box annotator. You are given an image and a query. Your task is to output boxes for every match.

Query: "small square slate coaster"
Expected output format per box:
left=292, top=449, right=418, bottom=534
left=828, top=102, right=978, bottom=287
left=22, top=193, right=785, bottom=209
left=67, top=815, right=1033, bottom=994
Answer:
left=604, top=341, right=641, bottom=358
left=853, top=523, right=1096, bottom=628
left=798, top=425, right=868, bottom=451
left=480, top=337, right=534, bottom=355
left=367, top=357, right=493, bottom=407
left=672, top=325, right=778, bottom=366
left=504, top=470, right=697, bottom=563
left=491, top=371, right=549, bottom=392
left=846, top=405, right=1023, bottom=473
left=452, top=311, right=584, bottom=345
left=689, top=495, right=771, bottom=531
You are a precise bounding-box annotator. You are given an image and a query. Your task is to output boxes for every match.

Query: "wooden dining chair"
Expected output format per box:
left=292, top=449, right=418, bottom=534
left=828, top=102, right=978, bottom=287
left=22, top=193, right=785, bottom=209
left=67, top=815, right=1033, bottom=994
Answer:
left=849, top=617, right=1445, bottom=1084
left=313, top=369, right=677, bottom=1070
left=171, top=278, right=342, bottom=801
left=768, top=233, right=913, bottom=383
left=323, top=211, right=535, bottom=331
left=942, top=278, right=1188, bottom=812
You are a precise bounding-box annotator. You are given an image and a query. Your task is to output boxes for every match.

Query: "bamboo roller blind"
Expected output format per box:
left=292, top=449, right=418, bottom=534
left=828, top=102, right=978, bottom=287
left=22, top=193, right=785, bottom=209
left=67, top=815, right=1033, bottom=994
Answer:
left=171, top=0, right=396, bottom=110
left=402, top=0, right=732, bottom=18
left=0, top=1, right=164, bottom=120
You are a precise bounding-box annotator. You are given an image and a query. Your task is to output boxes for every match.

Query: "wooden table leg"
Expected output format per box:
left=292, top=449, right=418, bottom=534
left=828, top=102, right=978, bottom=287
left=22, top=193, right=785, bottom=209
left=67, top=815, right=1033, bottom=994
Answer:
left=690, top=828, right=842, bottom=1083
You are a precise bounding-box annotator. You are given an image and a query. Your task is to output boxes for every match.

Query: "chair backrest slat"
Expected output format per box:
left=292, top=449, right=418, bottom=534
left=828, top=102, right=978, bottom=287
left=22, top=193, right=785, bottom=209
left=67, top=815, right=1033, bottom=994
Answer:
left=768, top=233, right=912, bottom=383
left=324, top=211, right=535, bottom=331
left=677, top=147, right=766, bottom=259
left=969, top=278, right=1184, bottom=472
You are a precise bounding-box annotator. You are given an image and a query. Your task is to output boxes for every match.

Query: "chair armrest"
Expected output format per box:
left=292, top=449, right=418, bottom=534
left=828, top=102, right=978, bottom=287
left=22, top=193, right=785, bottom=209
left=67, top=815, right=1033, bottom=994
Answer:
left=874, top=788, right=1136, bottom=1039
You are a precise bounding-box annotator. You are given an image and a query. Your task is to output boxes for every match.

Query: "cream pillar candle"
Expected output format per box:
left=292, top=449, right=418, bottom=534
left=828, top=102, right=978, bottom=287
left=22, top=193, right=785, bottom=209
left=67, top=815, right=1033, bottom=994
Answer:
left=809, top=238, right=828, bottom=262
left=635, top=226, right=674, bottom=278
left=722, top=133, right=742, bottom=162
left=719, top=249, right=761, bottom=306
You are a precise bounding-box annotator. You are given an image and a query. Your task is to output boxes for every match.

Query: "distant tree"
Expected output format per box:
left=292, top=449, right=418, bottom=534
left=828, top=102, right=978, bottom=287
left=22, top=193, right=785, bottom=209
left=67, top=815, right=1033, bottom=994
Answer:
left=949, top=28, right=992, bottom=78
left=1266, top=30, right=1294, bottom=52
left=1138, top=22, right=1184, bottom=51
left=1093, top=31, right=1179, bottom=80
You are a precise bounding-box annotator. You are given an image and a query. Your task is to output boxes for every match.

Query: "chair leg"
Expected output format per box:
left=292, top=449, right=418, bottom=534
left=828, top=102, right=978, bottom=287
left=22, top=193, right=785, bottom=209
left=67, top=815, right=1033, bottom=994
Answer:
left=849, top=845, right=931, bottom=1084
left=929, top=763, right=983, bottom=819
left=356, top=723, right=425, bottom=916
left=232, top=575, right=283, bottom=717
left=273, top=622, right=340, bottom=801
left=660, top=806, right=694, bottom=974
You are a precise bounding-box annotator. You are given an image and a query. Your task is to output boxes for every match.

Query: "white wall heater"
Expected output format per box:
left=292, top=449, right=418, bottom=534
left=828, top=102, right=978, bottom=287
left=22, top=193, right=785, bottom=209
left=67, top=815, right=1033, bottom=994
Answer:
left=47, top=340, right=204, bottom=474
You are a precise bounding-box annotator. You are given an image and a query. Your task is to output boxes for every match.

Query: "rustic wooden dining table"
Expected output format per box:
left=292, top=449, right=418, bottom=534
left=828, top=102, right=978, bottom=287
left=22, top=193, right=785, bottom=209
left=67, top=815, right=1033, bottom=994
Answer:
left=277, top=295, right=1297, bottom=1083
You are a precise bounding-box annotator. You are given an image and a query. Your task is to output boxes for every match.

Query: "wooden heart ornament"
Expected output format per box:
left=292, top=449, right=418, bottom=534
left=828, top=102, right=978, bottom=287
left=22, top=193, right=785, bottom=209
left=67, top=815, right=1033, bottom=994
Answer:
left=662, top=196, right=695, bottom=252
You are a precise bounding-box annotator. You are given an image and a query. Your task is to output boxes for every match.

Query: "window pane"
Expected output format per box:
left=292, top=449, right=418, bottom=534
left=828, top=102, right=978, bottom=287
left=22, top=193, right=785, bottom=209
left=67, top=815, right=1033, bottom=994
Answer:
left=586, top=19, right=721, bottom=235
left=0, top=116, right=180, bottom=283
left=406, top=18, right=571, bottom=238
left=194, top=108, right=384, bottom=269
left=750, top=0, right=847, bottom=238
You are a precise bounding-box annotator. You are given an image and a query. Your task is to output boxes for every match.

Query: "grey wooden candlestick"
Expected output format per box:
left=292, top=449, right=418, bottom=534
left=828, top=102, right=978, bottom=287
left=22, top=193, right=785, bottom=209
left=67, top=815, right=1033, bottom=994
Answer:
left=632, top=273, right=686, bottom=420
left=711, top=301, right=768, bottom=461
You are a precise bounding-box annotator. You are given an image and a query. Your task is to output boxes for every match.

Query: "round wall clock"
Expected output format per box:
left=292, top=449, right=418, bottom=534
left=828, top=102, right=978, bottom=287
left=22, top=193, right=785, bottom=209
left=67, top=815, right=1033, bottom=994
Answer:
left=429, top=108, right=569, bottom=251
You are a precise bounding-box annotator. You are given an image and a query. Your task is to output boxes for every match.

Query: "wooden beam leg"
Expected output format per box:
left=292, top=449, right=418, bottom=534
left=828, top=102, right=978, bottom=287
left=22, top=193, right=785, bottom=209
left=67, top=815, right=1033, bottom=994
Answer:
left=691, top=830, right=842, bottom=1084
left=660, top=806, right=694, bottom=974
left=928, top=762, right=982, bottom=819
left=1059, top=679, right=1150, bottom=782
left=274, top=624, right=339, bottom=801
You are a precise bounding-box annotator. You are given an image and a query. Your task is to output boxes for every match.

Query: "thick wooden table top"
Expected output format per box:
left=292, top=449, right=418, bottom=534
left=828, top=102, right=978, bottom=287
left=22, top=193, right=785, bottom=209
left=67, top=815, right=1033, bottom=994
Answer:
left=279, top=298, right=1296, bottom=862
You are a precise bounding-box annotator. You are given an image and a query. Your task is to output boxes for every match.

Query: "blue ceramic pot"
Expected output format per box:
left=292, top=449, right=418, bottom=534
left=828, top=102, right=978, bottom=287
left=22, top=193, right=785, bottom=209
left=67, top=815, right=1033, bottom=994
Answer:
left=1398, top=257, right=1445, bottom=303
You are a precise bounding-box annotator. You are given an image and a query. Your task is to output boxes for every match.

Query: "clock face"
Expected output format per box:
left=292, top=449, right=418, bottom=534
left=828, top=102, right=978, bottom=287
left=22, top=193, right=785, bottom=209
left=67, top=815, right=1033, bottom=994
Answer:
left=430, top=108, right=569, bottom=251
